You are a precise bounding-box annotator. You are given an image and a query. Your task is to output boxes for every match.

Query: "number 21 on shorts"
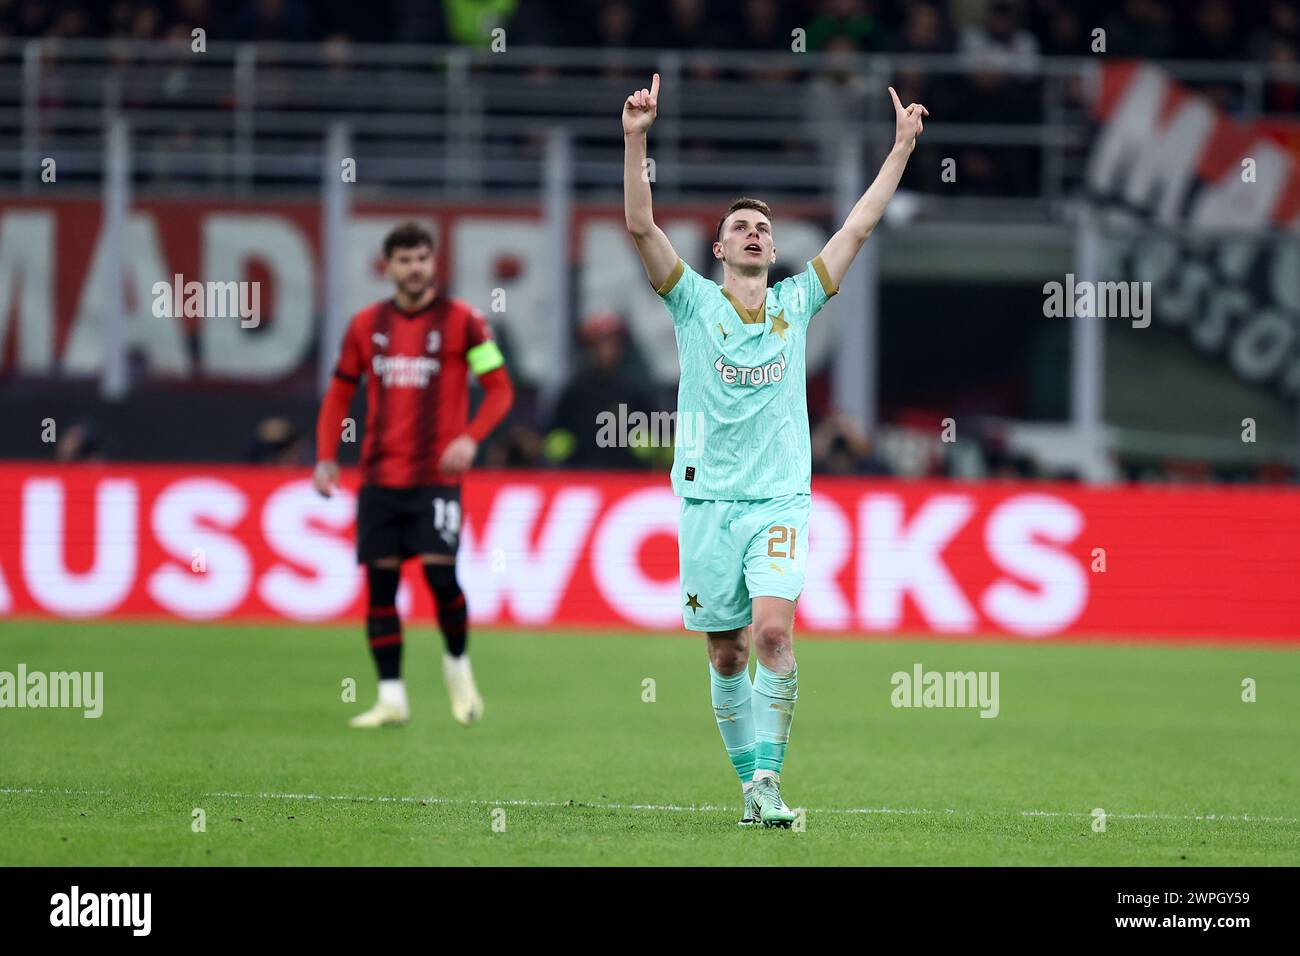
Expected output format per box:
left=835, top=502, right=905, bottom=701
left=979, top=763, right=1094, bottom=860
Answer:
left=767, top=525, right=796, bottom=559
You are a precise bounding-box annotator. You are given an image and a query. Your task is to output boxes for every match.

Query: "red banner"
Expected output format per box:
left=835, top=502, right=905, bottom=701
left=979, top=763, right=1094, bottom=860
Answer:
left=0, top=464, right=1295, bottom=641
left=1092, top=61, right=1300, bottom=227
left=0, top=197, right=834, bottom=389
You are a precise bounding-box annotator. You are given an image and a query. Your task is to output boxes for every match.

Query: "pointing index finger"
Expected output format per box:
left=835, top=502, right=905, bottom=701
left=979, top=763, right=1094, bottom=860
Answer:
left=650, top=72, right=660, bottom=99
left=888, top=86, right=903, bottom=113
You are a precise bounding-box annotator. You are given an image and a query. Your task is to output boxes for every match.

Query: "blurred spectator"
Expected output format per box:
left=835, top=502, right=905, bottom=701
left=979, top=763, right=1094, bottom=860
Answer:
left=723, top=0, right=798, bottom=82
left=644, top=0, right=716, bottom=50
left=951, top=69, right=1041, bottom=194
left=969, top=423, right=1072, bottom=480
left=235, top=0, right=310, bottom=43
left=1026, top=0, right=1084, bottom=57
left=55, top=419, right=104, bottom=463
left=1250, top=0, right=1300, bottom=60
left=947, top=0, right=1044, bottom=196
left=46, top=5, right=91, bottom=38
left=812, top=412, right=892, bottom=475
left=804, top=35, right=872, bottom=165
left=499, top=0, right=559, bottom=47
left=1255, top=462, right=1296, bottom=482
left=7, top=0, right=52, bottom=36
left=729, top=0, right=793, bottom=52
left=595, top=0, right=637, bottom=49
left=248, top=416, right=309, bottom=465
left=317, top=0, right=392, bottom=43
left=174, top=0, right=217, bottom=34
left=983, top=445, right=1040, bottom=479
left=592, top=0, right=639, bottom=78
left=1265, top=38, right=1299, bottom=114
left=129, top=2, right=161, bottom=39
left=442, top=0, right=515, bottom=47
left=1102, top=0, right=1175, bottom=60
left=108, top=1, right=142, bottom=39
left=1177, top=0, right=1243, bottom=61
left=1159, top=458, right=1214, bottom=482
left=895, top=1, right=960, bottom=193
left=1251, top=2, right=1300, bottom=113
left=900, top=1, right=954, bottom=54
left=480, top=421, right=545, bottom=468
left=645, top=0, right=732, bottom=81
left=0, top=0, right=1284, bottom=72
left=960, top=0, right=1040, bottom=76
left=806, top=0, right=888, bottom=52
left=545, top=312, right=663, bottom=469
left=390, top=0, right=444, bottom=43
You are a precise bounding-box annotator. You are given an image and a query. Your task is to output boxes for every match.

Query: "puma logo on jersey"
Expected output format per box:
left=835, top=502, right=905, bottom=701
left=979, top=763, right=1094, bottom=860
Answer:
left=713, top=351, right=786, bottom=386
left=372, top=332, right=389, bottom=348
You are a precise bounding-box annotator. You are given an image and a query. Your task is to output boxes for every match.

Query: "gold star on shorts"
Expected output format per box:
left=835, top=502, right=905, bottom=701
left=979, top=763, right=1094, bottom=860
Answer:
left=685, top=593, right=703, bottom=613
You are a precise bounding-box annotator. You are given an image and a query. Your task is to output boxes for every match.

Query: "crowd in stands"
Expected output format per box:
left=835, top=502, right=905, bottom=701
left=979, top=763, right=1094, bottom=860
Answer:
left=2, top=0, right=1295, bottom=70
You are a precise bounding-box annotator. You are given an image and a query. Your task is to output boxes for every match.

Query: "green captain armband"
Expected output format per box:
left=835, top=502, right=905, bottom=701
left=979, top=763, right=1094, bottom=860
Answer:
left=466, top=340, right=505, bottom=375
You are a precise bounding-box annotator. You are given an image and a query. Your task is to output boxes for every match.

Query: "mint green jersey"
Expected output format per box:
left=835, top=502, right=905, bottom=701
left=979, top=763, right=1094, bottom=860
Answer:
left=657, top=256, right=837, bottom=500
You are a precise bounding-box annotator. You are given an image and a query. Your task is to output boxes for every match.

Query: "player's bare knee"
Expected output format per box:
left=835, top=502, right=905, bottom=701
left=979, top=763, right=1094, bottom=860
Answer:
left=752, top=621, right=793, bottom=666
left=707, top=629, right=749, bottom=674
left=712, top=653, right=747, bottom=675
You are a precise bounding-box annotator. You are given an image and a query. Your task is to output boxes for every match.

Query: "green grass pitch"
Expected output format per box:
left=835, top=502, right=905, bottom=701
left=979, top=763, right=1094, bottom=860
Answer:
left=1, top=620, right=1297, bottom=866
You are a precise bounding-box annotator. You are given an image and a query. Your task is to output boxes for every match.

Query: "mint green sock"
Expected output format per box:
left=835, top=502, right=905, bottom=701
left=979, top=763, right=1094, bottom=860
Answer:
left=709, top=663, right=756, bottom=784
left=753, top=661, right=798, bottom=774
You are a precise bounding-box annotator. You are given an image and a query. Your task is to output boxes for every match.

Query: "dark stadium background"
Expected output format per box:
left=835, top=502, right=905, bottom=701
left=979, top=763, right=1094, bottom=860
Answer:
left=2, top=0, right=1297, bottom=485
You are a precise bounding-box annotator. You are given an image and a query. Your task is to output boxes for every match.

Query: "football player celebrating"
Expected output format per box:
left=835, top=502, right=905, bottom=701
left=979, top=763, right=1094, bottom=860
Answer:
left=622, top=74, right=926, bottom=825
left=314, top=222, right=514, bottom=728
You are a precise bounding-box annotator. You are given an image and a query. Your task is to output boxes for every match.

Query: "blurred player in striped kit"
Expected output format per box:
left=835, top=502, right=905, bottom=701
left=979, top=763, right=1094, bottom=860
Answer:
left=314, top=223, right=514, bottom=728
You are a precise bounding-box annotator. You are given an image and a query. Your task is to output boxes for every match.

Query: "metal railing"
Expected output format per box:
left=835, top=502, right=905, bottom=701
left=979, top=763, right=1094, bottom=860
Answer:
left=1, top=38, right=1296, bottom=477
left=3, top=38, right=1296, bottom=207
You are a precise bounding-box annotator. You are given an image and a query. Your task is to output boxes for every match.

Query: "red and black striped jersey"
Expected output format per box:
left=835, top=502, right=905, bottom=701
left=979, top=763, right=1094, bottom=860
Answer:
left=331, top=295, right=505, bottom=487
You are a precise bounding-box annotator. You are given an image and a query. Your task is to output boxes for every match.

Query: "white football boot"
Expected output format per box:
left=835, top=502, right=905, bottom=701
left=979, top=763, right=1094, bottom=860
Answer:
left=751, top=773, right=796, bottom=829
left=443, top=653, right=484, bottom=725
left=348, top=679, right=409, bottom=728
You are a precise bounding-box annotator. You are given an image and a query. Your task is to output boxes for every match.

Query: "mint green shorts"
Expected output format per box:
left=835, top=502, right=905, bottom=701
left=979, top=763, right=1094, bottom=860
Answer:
left=678, top=493, right=811, bottom=631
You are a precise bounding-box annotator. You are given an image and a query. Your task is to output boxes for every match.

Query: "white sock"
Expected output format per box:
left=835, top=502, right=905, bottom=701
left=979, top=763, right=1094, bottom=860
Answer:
left=443, top=653, right=472, bottom=677
left=753, top=769, right=777, bottom=783
left=378, top=678, right=407, bottom=709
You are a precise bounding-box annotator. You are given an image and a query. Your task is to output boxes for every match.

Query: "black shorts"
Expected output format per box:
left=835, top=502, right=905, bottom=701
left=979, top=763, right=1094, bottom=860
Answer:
left=356, top=484, right=461, bottom=564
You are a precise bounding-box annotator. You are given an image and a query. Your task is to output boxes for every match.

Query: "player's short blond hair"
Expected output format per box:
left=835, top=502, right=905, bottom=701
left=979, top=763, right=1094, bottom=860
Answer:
left=716, top=198, right=773, bottom=242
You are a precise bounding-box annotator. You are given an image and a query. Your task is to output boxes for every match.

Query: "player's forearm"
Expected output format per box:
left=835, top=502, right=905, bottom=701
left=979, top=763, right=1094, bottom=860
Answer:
left=623, top=131, right=655, bottom=237
left=464, top=366, right=514, bottom=443
left=843, top=143, right=913, bottom=241
left=315, top=376, right=356, bottom=462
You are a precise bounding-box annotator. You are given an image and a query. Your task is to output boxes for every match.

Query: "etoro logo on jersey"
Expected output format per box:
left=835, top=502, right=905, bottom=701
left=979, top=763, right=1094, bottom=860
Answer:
left=371, top=354, right=440, bottom=387
left=713, top=350, right=786, bottom=387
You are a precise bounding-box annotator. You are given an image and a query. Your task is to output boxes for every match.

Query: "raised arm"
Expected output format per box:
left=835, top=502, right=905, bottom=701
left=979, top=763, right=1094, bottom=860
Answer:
left=623, top=72, right=679, bottom=290
left=818, top=87, right=928, bottom=291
